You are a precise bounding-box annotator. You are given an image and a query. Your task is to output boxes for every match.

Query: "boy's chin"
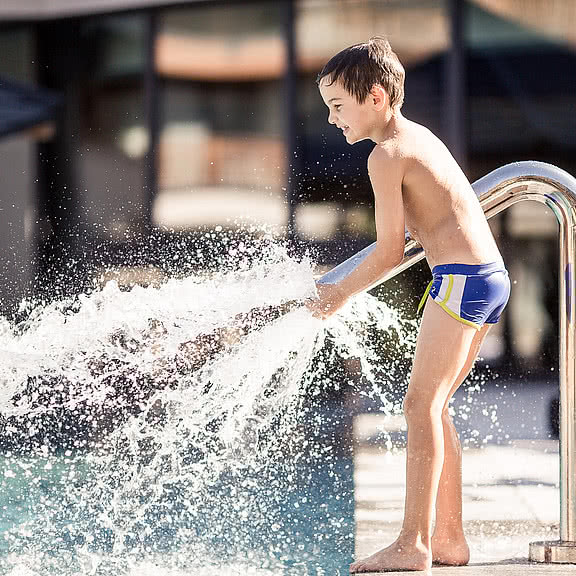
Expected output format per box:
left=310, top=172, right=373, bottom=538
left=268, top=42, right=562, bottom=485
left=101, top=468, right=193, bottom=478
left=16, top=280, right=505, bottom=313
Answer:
left=345, top=133, right=367, bottom=144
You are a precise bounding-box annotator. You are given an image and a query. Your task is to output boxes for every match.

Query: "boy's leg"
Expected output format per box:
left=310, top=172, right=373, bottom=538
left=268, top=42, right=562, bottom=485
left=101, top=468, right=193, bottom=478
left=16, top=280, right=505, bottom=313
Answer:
left=350, top=298, right=478, bottom=573
left=432, top=324, right=491, bottom=566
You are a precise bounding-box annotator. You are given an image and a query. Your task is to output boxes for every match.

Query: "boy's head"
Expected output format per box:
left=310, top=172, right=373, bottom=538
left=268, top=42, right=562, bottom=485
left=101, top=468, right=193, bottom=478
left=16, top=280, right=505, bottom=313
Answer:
left=317, top=37, right=405, bottom=109
left=317, top=37, right=405, bottom=144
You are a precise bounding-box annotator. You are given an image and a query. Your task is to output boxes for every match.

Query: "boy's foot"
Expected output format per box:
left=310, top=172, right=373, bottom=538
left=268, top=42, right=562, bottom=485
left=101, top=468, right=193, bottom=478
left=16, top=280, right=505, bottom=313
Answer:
left=431, top=533, right=470, bottom=566
left=349, top=539, right=431, bottom=573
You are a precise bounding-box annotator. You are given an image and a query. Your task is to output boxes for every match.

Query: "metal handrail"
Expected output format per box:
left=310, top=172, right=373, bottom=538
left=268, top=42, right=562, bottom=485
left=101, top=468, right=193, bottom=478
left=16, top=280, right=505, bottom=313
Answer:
left=320, top=161, right=576, bottom=563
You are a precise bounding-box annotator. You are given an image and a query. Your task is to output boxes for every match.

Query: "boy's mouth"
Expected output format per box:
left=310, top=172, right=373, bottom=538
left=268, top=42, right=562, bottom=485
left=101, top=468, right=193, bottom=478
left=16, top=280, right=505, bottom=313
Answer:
left=341, top=125, right=350, bottom=134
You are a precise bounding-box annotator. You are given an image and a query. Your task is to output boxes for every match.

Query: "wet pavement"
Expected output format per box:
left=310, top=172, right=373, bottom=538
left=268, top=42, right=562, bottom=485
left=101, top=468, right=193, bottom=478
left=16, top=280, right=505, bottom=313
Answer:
left=352, top=405, right=575, bottom=575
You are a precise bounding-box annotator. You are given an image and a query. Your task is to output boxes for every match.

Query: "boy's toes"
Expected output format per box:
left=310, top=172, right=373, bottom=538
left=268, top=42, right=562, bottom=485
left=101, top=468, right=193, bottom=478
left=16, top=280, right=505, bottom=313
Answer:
left=349, top=561, right=364, bottom=573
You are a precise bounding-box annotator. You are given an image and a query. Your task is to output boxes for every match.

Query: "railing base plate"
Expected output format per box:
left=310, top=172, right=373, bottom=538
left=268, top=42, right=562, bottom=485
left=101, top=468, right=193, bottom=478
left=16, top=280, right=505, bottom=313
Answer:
left=529, top=541, right=576, bottom=563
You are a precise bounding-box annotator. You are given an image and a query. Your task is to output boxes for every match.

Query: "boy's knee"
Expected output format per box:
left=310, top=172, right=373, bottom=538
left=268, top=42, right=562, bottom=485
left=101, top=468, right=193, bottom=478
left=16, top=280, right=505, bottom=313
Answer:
left=402, top=391, right=415, bottom=416
left=402, top=390, right=443, bottom=420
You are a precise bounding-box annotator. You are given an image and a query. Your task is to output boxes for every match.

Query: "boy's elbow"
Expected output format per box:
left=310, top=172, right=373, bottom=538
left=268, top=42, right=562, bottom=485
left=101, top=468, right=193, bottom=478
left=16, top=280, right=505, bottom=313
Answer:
left=374, top=243, right=404, bottom=270
left=388, top=248, right=405, bottom=269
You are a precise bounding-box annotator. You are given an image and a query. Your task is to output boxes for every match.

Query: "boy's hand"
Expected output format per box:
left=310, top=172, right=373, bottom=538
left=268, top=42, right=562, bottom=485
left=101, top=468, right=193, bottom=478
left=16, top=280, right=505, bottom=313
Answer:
left=306, top=283, right=348, bottom=319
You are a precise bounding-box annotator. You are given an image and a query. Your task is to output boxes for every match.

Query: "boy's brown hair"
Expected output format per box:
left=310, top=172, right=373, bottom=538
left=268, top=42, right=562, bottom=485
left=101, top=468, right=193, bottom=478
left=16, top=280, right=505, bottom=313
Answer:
left=317, top=37, right=405, bottom=109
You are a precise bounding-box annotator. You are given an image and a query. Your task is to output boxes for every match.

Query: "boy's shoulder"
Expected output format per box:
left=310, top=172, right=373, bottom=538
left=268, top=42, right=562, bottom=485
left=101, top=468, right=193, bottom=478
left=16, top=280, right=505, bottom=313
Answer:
left=369, top=118, right=443, bottom=169
left=367, top=139, right=405, bottom=184
left=367, top=119, right=415, bottom=167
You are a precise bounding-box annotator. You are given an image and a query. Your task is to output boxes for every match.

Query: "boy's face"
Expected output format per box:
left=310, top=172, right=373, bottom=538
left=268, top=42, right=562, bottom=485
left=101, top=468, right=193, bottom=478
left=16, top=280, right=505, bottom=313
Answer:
left=318, top=78, right=383, bottom=144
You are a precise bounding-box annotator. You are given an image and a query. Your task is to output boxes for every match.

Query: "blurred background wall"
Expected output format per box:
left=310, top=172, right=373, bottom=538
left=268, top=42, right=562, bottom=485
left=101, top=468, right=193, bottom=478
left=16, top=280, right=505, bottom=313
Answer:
left=0, top=0, right=575, bottom=382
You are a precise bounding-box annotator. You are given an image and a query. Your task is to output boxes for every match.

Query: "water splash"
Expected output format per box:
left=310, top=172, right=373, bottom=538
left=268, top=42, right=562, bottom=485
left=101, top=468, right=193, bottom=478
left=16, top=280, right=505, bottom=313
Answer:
left=0, top=235, right=413, bottom=575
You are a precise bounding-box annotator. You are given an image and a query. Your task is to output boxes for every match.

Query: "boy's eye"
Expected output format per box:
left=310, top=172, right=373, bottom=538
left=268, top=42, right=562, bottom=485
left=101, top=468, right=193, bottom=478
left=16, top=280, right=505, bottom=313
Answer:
left=334, top=105, right=342, bottom=111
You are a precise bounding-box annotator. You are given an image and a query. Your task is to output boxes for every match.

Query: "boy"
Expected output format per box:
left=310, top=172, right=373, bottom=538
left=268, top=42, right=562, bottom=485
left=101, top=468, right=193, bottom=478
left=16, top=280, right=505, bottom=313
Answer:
left=307, top=37, right=510, bottom=573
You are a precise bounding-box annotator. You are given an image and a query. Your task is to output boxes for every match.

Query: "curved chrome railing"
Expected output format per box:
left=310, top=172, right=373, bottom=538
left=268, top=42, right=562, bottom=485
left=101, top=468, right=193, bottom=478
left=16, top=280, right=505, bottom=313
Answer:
left=320, top=161, right=576, bottom=563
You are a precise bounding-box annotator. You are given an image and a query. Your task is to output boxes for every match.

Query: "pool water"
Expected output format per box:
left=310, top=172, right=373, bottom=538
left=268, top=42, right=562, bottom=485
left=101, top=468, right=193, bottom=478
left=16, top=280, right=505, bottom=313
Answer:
left=0, top=444, right=355, bottom=574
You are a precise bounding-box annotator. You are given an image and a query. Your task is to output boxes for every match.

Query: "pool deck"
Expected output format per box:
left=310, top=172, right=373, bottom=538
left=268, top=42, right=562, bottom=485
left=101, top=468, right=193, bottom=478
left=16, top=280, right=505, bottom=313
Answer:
left=353, top=414, right=573, bottom=575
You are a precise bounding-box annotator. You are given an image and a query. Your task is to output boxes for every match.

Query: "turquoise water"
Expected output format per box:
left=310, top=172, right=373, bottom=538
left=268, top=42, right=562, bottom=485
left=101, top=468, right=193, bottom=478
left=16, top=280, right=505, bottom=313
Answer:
left=0, top=236, right=412, bottom=575
left=0, top=445, right=355, bottom=574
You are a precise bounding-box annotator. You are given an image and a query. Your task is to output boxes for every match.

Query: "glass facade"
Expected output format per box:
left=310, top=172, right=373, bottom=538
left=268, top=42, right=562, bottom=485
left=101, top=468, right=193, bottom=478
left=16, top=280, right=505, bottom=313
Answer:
left=153, top=2, right=288, bottom=231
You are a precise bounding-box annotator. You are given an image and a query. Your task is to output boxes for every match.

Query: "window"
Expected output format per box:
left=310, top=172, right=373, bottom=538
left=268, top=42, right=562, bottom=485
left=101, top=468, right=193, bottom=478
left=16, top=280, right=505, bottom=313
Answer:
left=76, top=15, right=148, bottom=241
left=153, top=2, right=288, bottom=232
left=0, top=26, right=36, bottom=311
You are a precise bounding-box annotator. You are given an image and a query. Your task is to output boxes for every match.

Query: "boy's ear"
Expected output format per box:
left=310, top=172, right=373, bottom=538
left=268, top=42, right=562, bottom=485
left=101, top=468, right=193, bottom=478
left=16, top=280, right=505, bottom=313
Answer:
left=370, top=84, right=388, bottom=111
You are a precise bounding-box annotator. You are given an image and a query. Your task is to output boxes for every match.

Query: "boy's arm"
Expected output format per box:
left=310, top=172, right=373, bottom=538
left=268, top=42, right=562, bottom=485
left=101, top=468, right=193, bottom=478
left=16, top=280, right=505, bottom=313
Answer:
left=310, top=147, right=406, bottom=317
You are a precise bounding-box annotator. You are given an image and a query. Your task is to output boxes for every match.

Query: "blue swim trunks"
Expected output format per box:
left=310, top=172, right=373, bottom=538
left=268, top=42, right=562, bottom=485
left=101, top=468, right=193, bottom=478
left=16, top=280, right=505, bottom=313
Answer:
left=418, top=261, right=510, bottom=330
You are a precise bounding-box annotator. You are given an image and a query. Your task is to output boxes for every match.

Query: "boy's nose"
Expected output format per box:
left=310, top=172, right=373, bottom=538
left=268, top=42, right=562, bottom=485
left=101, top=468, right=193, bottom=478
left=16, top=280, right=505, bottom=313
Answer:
left=328, top=112, right=336, bottom=125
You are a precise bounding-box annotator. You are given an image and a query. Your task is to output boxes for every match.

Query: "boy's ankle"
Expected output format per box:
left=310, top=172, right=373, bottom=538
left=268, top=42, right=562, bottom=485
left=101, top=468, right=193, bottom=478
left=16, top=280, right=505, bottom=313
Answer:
left=432, top=526, right=466, bottom=541
left=397, top=530, right=432, bottom=549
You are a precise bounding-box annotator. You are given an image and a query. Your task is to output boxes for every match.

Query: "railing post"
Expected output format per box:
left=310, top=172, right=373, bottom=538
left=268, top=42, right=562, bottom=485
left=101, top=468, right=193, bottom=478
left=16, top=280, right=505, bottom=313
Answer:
left=319, top=161, right=576, bottom=563
left=529, top=164, right=576, bottom=562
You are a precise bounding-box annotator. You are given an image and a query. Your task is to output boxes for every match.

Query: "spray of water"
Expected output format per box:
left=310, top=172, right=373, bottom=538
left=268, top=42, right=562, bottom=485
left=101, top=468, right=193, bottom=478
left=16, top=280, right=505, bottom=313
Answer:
left=0, top=234, right=416, bottom=575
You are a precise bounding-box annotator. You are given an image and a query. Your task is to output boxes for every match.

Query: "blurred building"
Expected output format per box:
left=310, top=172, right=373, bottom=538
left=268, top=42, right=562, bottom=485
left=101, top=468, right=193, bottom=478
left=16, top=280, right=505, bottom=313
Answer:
left=0, top=0, right=575, bottom=378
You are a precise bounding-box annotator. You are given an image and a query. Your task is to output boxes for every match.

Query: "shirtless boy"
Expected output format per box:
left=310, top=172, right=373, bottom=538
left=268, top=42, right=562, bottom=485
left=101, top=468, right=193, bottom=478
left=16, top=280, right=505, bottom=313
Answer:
left=308, top=37, right=510, bottom=573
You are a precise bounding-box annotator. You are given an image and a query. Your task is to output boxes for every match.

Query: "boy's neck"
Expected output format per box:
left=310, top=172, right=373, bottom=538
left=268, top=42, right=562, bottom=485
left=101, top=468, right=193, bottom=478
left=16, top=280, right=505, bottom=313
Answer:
left=372, top=107, right=403, bottom=144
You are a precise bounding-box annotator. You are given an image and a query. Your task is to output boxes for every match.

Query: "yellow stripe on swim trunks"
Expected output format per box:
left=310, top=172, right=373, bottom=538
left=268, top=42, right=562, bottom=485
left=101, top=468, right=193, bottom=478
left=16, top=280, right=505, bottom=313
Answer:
left=417, top=279, right=434, bottom=314
left=442, top=274, right=454, bottom=305
left=418, top=273, right=454, bottom=314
